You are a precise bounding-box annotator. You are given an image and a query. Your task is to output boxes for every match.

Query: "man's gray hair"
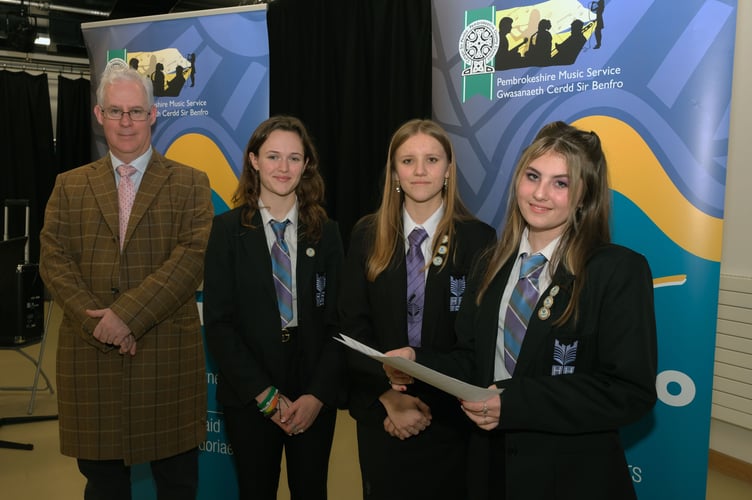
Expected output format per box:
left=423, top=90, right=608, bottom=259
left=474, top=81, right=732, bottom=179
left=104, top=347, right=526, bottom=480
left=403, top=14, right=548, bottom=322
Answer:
left=96, top=59, right=155, bottom=108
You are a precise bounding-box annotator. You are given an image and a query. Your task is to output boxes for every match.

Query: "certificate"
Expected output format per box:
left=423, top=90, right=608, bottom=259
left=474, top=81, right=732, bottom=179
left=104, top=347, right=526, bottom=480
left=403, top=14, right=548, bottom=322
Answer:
left=335, top=334, right=502, bottom=402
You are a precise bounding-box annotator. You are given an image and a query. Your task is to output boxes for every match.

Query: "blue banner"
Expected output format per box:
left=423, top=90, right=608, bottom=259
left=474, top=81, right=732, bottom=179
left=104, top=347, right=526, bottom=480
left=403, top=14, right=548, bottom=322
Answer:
left=432, top=1, right=737, bottom=497
left=82, top=6, right=269, bottom=498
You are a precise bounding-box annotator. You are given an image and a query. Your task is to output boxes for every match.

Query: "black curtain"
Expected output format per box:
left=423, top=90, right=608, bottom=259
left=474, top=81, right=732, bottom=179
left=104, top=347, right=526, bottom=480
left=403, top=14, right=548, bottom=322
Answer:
left=267, top=0, right=432, bottom=246
left=0, top=70, right=56, bottom=262
left=56, top=75, right=92, bottom=173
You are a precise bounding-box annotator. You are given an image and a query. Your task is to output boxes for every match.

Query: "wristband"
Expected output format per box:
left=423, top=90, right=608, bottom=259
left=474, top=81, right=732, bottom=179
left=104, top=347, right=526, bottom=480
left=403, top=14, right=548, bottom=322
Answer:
left=257, top=386, right=278, bottom=410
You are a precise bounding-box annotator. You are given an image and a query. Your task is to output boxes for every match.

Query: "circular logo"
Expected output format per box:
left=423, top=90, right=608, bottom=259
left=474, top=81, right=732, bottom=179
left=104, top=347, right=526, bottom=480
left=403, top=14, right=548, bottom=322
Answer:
left=458, top=20, right=499, bottom=75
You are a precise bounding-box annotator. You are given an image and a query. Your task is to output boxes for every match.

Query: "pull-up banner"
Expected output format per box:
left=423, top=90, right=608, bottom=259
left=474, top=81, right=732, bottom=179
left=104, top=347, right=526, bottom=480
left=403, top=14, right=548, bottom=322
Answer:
left=432, top=1, right=737, bottom=498
left=83, top=6, right=269, bottom=498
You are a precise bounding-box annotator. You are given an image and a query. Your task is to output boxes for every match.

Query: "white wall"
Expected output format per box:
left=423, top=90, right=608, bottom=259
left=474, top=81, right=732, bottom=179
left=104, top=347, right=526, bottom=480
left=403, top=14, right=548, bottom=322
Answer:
left=712, top=0, right=752, bottom=462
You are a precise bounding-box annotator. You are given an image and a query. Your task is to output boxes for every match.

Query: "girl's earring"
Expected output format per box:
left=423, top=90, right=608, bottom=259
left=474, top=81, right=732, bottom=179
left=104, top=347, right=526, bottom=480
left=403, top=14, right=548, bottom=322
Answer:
left=395, top=183, right=401, bottom=193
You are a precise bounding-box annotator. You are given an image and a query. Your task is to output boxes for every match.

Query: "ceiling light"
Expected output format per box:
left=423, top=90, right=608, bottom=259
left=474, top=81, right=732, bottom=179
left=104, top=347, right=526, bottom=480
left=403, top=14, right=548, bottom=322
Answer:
left=35, top=34, right=51, bottom=46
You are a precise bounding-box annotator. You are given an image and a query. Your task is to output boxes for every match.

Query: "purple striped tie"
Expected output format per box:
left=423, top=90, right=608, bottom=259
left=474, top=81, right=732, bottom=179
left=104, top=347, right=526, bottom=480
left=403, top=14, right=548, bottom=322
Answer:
left=406, top=227, right=428, bottom=347
left=270, top=220, right=293, bottom=327
left=503, top=253, right=547, bottom=375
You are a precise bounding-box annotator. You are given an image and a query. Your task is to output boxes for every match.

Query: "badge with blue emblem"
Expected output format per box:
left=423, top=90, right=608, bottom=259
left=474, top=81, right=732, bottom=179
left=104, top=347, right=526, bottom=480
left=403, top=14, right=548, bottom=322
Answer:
left=315, top=273, right=326, bottom=307
left=449, top=275, right=466, bottom=312
left=551, top=339, right=578, bottom=375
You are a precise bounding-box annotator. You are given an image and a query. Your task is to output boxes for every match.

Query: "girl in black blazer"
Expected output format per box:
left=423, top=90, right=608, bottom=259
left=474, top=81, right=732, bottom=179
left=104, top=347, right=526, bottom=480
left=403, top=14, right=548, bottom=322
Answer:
left=204, top=116, right=343, bottom=500
left=387, top=121, right=658, bottom=500
left=340, top=119, right=496, bottom=500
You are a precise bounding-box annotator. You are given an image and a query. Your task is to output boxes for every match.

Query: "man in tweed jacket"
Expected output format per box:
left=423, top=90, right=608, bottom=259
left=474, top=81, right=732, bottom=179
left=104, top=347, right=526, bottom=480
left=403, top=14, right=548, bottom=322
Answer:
left=40, top=62, right=212, bottom=499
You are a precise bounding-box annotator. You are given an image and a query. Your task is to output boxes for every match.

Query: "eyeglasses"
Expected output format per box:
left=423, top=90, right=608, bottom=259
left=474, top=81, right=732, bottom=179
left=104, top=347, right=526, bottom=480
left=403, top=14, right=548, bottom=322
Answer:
left=100, top=107, right=151, bottom=121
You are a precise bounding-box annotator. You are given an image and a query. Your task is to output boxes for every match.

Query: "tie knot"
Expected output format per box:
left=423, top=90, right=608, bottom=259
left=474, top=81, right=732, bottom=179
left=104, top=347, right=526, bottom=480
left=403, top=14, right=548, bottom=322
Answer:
left=519, top=253, right=547, bottom=279
left=270, top=219, right=289, bottom=241
left=117, top=164, right=136, bottom=178
left=408, top=227, right=428, bottom=248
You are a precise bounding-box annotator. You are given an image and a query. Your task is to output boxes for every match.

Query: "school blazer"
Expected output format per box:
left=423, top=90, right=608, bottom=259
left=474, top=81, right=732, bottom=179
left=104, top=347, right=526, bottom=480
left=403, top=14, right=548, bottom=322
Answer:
left=419, top=243, right=658, bottom=500
left=340, top=216, right=496, bottom=425
left=203, top=208, right=344, bottom=409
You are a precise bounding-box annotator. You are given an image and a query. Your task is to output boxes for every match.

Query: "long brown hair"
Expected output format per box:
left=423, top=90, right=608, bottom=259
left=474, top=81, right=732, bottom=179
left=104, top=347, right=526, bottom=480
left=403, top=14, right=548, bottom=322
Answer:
left=365, top=119, right=475, bottom=281
left=477, top=121, right=610, bottom=324
left=233, top=115, right=327, bottom=242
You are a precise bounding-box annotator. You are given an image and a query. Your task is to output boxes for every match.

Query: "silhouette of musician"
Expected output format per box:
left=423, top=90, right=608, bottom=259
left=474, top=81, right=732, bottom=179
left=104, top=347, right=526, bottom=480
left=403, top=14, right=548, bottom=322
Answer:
left=163, top=65, right=187, bottom=97
left=553, top=19, right=587, bottom=65
left=592, top=0, right=605, bottom=49
left=188, top=53, right=197, bottom=87
left=526, top=19, right=553, bottom=67
left=495, top=17, right=527, bottom=71
left=152, top=63, right=166, bottom=97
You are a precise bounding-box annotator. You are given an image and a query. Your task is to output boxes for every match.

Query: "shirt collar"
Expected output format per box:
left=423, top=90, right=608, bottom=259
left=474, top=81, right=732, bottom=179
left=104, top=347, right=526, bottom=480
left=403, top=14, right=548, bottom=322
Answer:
left=402, top=202, right=445, bottom=241
left=259, top=199, right=299, bottom=229
left=110, top=148, right=152, bottom=176
left=518, top=227, right=561, bottom=263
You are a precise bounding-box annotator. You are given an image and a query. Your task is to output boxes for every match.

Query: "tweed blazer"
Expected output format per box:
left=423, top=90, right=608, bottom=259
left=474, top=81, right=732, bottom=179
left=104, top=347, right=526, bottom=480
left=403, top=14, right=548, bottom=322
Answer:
left=419, top=244, right=658, bottom=499
left=340, top=215, right=496, bottom=426
left=40, top=150, right=213, bottom=465
left=203, top=208, right=344, bottom=409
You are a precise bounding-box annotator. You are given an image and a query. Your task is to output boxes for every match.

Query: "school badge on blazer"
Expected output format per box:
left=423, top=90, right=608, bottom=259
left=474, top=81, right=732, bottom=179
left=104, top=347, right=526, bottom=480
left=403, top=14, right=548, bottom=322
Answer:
left=315, top=272, right=327, bottom=307
left=551, top=339, right=578, bottom=375
left=449, top=275, right=466, bottom=312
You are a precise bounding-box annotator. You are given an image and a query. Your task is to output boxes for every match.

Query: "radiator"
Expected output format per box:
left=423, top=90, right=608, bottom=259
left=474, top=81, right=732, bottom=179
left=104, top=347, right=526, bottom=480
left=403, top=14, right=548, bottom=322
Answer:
left=713, top=274, right=752, bottom=430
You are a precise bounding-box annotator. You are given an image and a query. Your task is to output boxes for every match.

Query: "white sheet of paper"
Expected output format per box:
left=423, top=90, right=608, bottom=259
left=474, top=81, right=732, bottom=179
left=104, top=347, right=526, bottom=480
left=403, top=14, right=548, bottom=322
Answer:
left=335, top=334, right=502, bottom=402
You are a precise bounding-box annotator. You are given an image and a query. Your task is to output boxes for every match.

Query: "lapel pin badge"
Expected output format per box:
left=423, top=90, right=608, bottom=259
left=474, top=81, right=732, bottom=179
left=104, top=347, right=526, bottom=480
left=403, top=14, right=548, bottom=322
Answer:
left=537, top=284, right=559, bottom=320
left=306, top=247, right=315, bottom=257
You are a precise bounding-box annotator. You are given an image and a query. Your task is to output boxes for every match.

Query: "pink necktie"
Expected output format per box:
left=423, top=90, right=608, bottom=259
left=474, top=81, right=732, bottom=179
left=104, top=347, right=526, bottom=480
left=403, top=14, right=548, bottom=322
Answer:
left=117, top=164, right=137, bottom=249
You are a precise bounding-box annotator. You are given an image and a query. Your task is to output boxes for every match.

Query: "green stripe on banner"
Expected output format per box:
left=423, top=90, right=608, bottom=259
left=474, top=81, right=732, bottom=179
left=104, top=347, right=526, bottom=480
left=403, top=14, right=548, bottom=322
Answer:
left=106, top=49, right=127, bottom=62
left=462, top=7, right=495, bottom=102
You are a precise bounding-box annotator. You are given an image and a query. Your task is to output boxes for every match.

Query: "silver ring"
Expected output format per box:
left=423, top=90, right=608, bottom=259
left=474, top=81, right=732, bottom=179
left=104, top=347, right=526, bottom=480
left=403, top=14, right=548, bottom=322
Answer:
left=482, top=402, right=488, bottom=416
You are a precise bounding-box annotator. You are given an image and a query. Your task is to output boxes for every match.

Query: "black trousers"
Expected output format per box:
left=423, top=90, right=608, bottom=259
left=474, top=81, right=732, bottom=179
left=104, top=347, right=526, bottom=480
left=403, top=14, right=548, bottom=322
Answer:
left=77, top=448, right=199, bottom=500
left=356, top=419, right=469, bottom=500
left=223, top=403, right=337, bottom=500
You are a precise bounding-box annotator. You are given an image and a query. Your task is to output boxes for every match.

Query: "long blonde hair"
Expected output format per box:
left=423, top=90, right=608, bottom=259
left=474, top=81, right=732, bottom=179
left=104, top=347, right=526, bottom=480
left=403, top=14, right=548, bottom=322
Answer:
left=365, top=119, right=474, bottom=281
left=477, top=121, right=610, bottom=324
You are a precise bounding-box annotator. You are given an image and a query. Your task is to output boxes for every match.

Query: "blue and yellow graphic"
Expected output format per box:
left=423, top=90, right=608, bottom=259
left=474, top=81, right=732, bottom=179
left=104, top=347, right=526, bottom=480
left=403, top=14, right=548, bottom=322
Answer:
left=435, top=1, right=737, bottom=498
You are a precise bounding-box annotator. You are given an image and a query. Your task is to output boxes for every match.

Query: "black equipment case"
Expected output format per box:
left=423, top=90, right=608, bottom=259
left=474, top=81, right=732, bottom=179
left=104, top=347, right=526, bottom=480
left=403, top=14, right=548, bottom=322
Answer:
left=0, top=199, right=44, bottom=346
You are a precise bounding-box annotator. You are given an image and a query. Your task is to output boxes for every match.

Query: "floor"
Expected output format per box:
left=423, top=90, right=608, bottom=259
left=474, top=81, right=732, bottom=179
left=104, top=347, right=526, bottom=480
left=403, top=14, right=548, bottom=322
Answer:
left=1, top=303, right=750, bottom=499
